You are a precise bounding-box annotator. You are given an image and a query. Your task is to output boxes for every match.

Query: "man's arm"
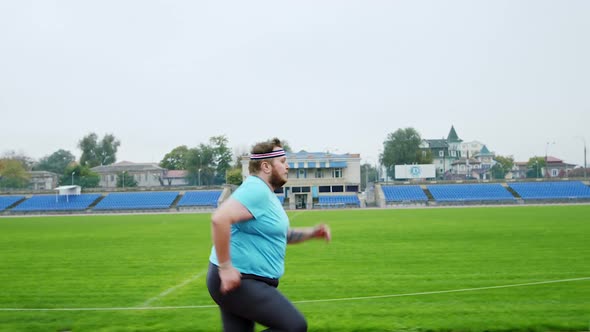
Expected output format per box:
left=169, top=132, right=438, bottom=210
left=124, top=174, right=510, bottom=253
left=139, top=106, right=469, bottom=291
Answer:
left=211, top=197, right=253, bottom=293
left=287, top=224, right=331, bottom=244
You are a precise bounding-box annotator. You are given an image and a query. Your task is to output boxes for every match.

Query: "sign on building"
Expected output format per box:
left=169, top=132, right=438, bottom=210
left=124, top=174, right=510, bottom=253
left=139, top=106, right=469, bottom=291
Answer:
left=394, top=164, right=436, bottom=179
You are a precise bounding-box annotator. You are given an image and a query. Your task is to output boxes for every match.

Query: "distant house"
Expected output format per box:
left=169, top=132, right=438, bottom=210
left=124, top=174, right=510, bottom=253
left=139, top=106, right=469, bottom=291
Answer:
left=509, top=161, right=530, bottom=179
left=28, top=171, right=59, bottom=191
left=450, top=157, right=482, bottom=179
left=91, top=161, right=190, bottom=188
left=163, top=170, right=189, bottom=186
left=544, top=156, right=576, bottom=178
left=420, top=126, right=463, bottom=177
left=509, top=157, right=577, bottom=179
left=91, top=161, right=166, bottom=188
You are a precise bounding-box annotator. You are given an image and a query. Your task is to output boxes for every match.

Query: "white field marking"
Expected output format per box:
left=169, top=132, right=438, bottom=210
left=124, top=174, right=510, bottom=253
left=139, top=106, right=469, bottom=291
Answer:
left=288, top=210, right=306, bottom=221
left=292, top=276, right=590, bottom=304
left=141, top=270, right=207, bottom=307
left=1, top=276, right=587, bottom=312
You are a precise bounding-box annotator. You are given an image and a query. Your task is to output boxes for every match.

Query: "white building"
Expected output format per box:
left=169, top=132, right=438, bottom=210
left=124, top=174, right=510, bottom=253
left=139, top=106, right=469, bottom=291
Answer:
left=91, top=161, right=169, bottom=188
left=241, top=151, right=361, bottom=209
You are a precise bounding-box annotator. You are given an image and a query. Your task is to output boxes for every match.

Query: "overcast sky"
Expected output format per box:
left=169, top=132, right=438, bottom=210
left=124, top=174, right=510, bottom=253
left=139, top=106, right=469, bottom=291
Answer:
left=1, top=1, right=589, bottom=167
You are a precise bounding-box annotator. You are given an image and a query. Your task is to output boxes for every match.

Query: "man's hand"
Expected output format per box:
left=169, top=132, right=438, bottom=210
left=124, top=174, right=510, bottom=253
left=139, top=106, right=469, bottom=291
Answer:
left=219, top=265, right=241, bottom=294
left=313, top=224, right=331, bottom=242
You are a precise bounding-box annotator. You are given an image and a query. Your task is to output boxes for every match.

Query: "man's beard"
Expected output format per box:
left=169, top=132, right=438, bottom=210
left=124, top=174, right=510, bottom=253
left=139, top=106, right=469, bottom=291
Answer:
left=269, top=167, right=287, bottom=189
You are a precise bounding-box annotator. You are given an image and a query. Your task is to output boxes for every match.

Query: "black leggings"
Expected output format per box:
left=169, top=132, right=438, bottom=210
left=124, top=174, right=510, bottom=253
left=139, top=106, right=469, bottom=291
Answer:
left=206, top=263, right=307, bottom=332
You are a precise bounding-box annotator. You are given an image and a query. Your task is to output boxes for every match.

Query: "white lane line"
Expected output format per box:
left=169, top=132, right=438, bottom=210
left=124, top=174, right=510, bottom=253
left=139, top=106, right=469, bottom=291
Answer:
left=1, top=276, right=587, bottom=311
left=141, top=270, right=207, bottom=307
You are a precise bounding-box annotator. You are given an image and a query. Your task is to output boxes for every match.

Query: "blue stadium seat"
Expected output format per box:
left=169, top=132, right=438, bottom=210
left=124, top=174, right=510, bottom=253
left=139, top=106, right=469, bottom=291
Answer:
left=427, top=184, right=515, bottom=202
left=508, top=181, right=590, bottom=200
left=12, top=194, right=101, bottom=212
left=382, top=186, right=428, bottom=202
left=177, top=191, right=222, bottom=207
left=0, top=195, right=25, bottom=211
left=317, top=195, right=360, bottom=208
left=94, top=192, right=179, bottom=210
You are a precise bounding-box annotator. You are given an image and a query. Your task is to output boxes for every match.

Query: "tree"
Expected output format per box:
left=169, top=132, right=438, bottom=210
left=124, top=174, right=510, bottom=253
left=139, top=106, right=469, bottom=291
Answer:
left=526, top=157, right=545, bottom=178
left=160, top=145, right=190, bottom=170
left=2, top=151, right=34, bottom=171
left=33, top=149, right=76, bottom=175
left=210, top=136, right=233, bottom=185
left=61, top=164, right=100, bottom=188
left=0, top=159, right=30, bottom=189
left=186, top=144, right=215, bottom=186
left=226, top=167, right=243, bottom=185
left=490, top=155, right=514, bottom=180
left=78, top=133, right=121, bottom=167
left=360, top=163, right=378, bottom=191
left=162, top=135, right=236, bottom=186
left=380, top=128, right=430, bottom=179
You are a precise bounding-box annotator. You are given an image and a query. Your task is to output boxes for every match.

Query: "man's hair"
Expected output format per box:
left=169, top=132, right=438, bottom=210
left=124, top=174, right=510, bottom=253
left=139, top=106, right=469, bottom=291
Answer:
left=249, top=138, right=283, bottom=174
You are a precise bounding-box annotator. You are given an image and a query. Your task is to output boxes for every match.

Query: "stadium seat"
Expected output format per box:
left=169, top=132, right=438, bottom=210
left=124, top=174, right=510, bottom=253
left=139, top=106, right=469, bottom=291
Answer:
left=94, top=192, right=179, bottom=210
left=176, top=191, right=222, bottom=207
left=508, top=181, right=590, bottom=200
left=12, top=194, right=101, bottom=212
left=381, top=185, right=428, bottom=202
left=0, top=195, right=25, bottom=211
left=427, top=184, right=515, bottom=202
left=317, top=195, right=360, bottom=208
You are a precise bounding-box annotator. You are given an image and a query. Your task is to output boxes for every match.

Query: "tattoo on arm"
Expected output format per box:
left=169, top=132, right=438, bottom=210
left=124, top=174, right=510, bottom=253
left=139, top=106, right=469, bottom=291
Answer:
left=287, top=230, right=305, bottom=243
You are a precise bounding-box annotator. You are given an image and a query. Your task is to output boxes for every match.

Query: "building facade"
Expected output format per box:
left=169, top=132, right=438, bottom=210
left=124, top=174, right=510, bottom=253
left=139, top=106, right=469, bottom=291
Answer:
left=91, top=161, right=169, bottom=188
left=241, top=151, right=361, bottom=209
left=28, top=171, right=59, bottom=191
left=420, top=125, right=463, bottom=178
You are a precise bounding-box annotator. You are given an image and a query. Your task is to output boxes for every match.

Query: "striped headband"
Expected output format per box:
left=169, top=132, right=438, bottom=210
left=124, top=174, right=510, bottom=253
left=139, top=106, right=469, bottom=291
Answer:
left=250, top=149, right=286, bottom=160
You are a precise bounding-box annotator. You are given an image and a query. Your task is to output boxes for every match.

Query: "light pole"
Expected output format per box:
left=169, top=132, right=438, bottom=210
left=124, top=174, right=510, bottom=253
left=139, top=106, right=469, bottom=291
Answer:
left=71, top=171, right=75, bottom=185
left=198, top=168, right=202, bottom=187
left=576, top=136, right=587, bottom=179
left=545, top=141, right=555, bottom=178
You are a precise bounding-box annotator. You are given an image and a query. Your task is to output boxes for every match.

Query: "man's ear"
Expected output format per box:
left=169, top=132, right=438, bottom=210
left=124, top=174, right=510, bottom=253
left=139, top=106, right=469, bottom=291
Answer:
left=261, top=160, right=272, bottom=174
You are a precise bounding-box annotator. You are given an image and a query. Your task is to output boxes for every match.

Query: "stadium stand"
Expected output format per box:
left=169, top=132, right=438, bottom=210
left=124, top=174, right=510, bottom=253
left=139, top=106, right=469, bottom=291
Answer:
left=11, top=194, right=101, bottom=212
left=382, top=185, right=428, bottom=202
left=0, top=195, right=25, bottom=212
left=176, top=190, right=222, bottom=207
left=316, top=195, right=360, bottom=208
left=427, top=184, right=515, bottom=202
left=508, top=181, right=590, bottom=200
left=277, top=195, right=285, bottom=204
left=94, top=192, right=179, bottom=210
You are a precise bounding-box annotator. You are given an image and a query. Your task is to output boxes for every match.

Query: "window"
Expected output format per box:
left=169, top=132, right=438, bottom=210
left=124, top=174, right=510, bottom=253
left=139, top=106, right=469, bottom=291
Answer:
left=110, top=175, right=114, bottom=182
left=292, top=187, right=301, bottom=193
left=460, top=165, right=465, bottom=171
left=551, top=169, right=558, bottom=177
left=451, top=151, right=456, bottom=157
left=315, top=169, right=323, bottom=178
left=332, top=168, right=342, bottom=178
left=332, top=185, right=344, bottom=192
left=319, top=186, right=331, bottom=193
left=439, top=150, right=444, bottom=157
left=346, top=185, right=359, bottom=192
left=301, top=187, right=310, bottom=193
left=297, top=169, right=306, bottom=179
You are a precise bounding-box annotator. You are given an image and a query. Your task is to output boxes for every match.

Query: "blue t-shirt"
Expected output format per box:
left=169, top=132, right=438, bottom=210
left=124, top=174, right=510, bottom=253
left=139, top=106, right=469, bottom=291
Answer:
left=209, top=175, right=289, bottom=279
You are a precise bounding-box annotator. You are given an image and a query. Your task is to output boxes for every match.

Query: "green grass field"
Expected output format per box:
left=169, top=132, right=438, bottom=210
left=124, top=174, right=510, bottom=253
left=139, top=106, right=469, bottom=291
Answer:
left=0, top=205, right=589, bottom=332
